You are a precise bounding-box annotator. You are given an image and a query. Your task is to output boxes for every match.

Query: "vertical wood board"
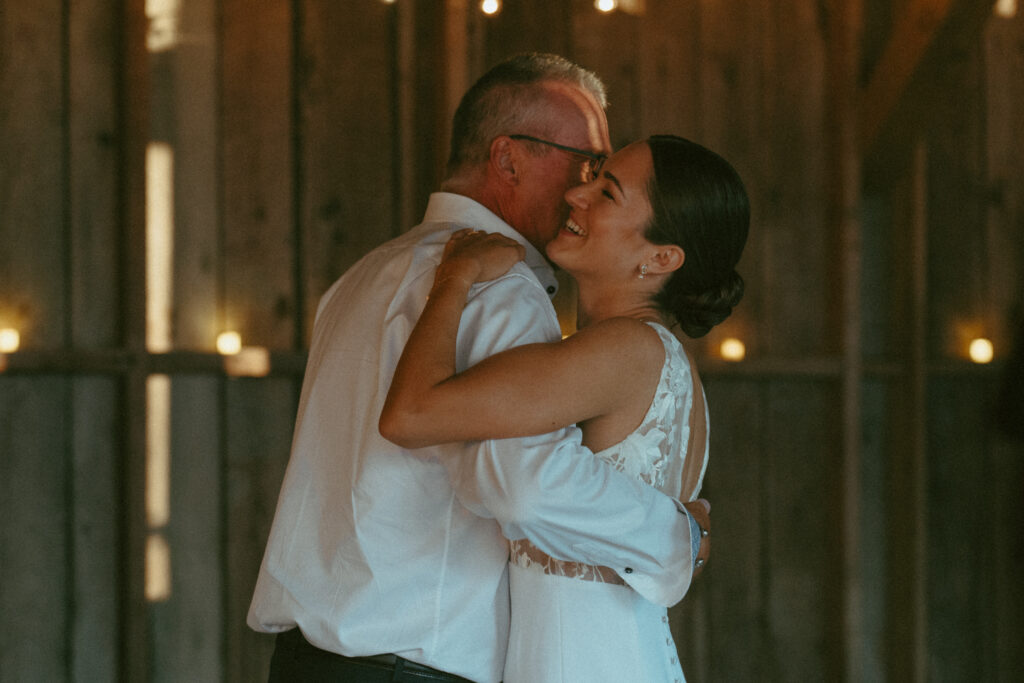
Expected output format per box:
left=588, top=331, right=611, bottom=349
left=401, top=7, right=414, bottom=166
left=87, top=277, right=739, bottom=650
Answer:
left=69, top=0, right=121, bottom=348
left=0, top=377, right=71, bottom=680
left=221, top=0, right=295, bottom=350
left=224, top=377, right=297, bottom=683
left=166, top=0, right=220, bottom=350
left=298, top=1, right=397, bottom=339
left=70, top=377, right=121, bottom=681
left=149, top=376, right=224, bottom=683
left=0, top=0, right=67, bottom=346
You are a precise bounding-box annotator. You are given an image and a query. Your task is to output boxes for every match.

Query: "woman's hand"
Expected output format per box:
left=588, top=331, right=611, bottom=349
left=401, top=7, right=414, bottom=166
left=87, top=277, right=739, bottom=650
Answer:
left=434, top=229, right=526, bottom=288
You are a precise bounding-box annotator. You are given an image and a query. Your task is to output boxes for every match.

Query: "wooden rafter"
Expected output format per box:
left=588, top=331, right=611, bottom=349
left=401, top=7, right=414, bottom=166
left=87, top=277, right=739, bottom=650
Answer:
left=860, top=0, right=995, bottom=151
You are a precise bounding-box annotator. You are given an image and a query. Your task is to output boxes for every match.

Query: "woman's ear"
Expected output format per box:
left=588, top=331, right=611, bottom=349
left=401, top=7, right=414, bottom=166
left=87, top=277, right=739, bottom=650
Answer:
left=489, top=136, right=519, bottom=185
left=649, top=244, right=685, bottom=275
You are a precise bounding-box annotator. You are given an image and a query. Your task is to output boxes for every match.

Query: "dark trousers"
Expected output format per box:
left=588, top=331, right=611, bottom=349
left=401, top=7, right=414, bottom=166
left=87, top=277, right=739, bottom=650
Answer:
left=268, top=628, right=474, bottom=682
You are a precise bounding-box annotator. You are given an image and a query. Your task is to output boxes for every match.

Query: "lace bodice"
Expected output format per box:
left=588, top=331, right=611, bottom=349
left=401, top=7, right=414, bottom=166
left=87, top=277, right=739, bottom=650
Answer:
left=509, top=322, right=709, bottom=582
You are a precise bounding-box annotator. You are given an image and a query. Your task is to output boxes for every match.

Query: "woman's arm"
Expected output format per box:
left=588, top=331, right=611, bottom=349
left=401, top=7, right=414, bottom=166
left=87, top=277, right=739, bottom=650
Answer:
left=379, top=232, right=661, bottom=450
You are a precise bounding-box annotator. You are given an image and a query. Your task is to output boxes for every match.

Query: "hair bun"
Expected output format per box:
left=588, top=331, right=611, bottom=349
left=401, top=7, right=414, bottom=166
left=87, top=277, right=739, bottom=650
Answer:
left=672, top=271, right=745, bottom=338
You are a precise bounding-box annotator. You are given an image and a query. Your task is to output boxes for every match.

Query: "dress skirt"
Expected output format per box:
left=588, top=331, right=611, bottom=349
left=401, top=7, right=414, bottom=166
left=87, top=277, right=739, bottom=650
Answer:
left=504, top=562, right=686, bottom=683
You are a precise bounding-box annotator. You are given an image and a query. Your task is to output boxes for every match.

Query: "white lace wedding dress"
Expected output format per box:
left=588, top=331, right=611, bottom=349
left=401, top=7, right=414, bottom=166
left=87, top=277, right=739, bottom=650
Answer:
left=503, top=322, right=709, bottom=683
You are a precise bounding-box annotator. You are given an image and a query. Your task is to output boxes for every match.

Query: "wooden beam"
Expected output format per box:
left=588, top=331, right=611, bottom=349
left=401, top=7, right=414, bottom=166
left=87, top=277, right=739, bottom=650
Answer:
left=825, top=0, right=865, bottom=678
left=861, top=0, right=995, bottom=152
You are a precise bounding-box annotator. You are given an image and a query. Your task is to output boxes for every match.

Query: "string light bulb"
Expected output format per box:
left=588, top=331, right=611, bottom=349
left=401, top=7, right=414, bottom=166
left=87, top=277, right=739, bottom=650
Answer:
left=968, top=338, right=994, bottom=364
left=595, top=0, right=618, bottom=12
left=480, top=0, right=501, bottom=15
left=720, top=337, right=746, bottom=362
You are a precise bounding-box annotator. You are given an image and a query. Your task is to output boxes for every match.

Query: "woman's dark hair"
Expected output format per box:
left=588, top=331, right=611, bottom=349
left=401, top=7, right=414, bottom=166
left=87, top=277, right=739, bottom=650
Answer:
left=645, top=135, right=750, bottom=338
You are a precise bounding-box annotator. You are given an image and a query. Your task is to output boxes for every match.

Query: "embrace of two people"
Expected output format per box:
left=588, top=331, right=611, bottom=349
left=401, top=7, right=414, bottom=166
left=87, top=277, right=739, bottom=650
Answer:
left=248, top=52, right=749, bottom=683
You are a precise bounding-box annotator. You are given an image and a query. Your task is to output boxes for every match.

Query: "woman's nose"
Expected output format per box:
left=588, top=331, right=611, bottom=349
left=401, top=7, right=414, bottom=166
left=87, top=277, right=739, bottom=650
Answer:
left=564, top=184, right=587, bottom=207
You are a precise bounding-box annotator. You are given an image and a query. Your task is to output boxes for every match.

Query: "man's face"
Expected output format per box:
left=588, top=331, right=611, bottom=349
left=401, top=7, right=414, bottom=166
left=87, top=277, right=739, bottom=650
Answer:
left=511, top=82, right=611, bottom=251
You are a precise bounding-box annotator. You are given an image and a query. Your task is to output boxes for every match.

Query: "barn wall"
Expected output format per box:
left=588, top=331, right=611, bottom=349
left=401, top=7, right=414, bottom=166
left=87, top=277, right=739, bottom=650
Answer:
left=1, top=1, right=1020, bottom=681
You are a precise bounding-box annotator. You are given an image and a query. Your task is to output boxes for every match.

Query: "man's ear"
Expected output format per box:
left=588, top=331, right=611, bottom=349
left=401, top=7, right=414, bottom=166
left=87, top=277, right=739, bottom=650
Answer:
left=649, top=244, right=685, bottom=275
left=490, top=136, right=519, bottom=185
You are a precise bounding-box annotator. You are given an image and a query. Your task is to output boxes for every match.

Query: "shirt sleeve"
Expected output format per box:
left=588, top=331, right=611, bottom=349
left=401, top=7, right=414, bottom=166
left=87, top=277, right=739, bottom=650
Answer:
left=436, top=268, right=696, bottom=607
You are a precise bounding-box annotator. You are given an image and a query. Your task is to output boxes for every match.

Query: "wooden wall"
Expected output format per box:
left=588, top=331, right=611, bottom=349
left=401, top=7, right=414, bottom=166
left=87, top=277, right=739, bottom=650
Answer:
left=1, top=0, right=1021, bottom=681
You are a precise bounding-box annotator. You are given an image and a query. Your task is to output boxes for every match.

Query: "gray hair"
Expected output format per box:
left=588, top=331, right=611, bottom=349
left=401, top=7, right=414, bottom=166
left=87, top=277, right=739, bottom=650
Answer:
left=446, top=53, right=607, bottom=175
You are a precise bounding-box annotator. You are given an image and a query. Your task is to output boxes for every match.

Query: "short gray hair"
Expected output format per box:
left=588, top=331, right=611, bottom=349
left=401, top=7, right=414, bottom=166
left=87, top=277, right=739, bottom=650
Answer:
left=446, top=53, right=607, bottom=174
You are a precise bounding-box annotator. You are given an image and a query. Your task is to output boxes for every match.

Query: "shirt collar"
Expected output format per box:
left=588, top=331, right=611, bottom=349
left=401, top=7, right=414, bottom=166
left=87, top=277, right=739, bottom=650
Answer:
left=422, top=192, right=559, bottom=298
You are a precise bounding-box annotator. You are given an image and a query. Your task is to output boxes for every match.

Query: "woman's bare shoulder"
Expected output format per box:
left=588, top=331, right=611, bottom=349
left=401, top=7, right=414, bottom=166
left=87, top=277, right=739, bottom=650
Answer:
left=566, top=317, right=666, bottom=369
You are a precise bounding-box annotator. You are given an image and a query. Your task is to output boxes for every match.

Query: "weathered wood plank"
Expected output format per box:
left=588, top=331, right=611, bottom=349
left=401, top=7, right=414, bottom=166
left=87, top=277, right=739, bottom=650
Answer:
left=0, top=0, right=66, bottom=346
left=0, top=0, right=71, bottom=679
left=637, top=0, right=702, bottom=139
left=69, top=0, right=120, bottom=349
left=71, top=377, right=120, bottom=681
left=67, top=2, right=122, bottom=677
left=149, top=377, right=223, bottom=683
left=163, top=0, right=219, bottom=350
left=298, top=0, right=396, bottom=340
left=224, top=378, right=298, bottom=683
left=222, top=0, right=295, bottom=350
left=481, top=0, right=571, bottom=71
left=681, top=378, right=767, bottom=682
left=0, top=377, right=70, bottom=680
left=764, top=381, right=838, bottom=680
left=926, top=377, right=988, bottom=680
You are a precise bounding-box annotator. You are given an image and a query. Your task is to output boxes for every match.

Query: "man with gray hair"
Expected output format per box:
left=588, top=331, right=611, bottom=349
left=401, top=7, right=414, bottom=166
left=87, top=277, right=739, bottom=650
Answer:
left=249, top=53, right=709, bottom=683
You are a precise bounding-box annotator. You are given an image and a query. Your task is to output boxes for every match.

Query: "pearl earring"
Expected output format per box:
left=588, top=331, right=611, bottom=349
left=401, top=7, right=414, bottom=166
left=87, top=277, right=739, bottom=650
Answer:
left=638, top=264, right=649, bottom=280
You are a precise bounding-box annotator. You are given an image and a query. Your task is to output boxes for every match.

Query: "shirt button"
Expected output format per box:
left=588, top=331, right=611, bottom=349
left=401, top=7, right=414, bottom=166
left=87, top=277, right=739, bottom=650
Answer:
left=546, top=285, right=556, bottom=294
left=623, top=567, right=633, bottom=574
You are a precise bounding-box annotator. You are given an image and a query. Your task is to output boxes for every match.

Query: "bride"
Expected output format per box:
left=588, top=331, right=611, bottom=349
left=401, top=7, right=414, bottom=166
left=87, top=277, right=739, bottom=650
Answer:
left=380, top=134, right=749, bottom=682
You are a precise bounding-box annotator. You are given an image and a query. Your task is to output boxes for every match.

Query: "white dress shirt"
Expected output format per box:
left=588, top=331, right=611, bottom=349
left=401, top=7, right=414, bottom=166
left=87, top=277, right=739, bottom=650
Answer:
left=247, top=192, right=696, bottom=683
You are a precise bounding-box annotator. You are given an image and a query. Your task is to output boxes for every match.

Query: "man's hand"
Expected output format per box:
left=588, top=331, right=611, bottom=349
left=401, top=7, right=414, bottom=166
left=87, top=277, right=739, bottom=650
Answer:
left=683, top=498, right=710, bottom=580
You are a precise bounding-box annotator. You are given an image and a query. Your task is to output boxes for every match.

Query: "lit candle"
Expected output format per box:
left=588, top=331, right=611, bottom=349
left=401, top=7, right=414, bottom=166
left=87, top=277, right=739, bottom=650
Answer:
left=968, top=338, right=994, bottom=364
left=216, top=331, right=242, bottom=355
left=0, top=328, right=19, bottom=353
left=720, top=337, right=746, bottom=362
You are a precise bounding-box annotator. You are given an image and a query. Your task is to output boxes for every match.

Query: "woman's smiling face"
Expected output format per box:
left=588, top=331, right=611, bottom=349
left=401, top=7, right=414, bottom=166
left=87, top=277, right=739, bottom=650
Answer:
left=545, top=140, right=656, bottom=284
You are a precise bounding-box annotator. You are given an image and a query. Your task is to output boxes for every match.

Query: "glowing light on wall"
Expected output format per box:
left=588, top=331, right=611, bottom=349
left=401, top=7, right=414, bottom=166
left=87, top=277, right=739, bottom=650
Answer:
left=595, top=0, right=618, bottom=12
left=720, top=337, right=746, bottom=362
left=145, top=533, right=172, bottom=602
left=146, top=375, right=171, bottom=529
left=145, top=0, right=182, bottom=52
left=217, top=331, right=243, bottom=355
left=969, top=338, right=994, bottom=364
left=0, top=328, right=19, bottom=353
left=146, top=143, right=174, bottom=353
left=146, top=374, right=172, bottom=602
left=995, top=0, right=1017, bottom=18
left=480, top=0, right=501, bottom=15
left=224, top=346, right=271, bottom=377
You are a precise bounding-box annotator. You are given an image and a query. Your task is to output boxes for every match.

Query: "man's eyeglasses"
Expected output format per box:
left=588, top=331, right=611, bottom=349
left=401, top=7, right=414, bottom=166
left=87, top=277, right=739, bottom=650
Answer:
left=509, top=134, right=607, bottom=180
